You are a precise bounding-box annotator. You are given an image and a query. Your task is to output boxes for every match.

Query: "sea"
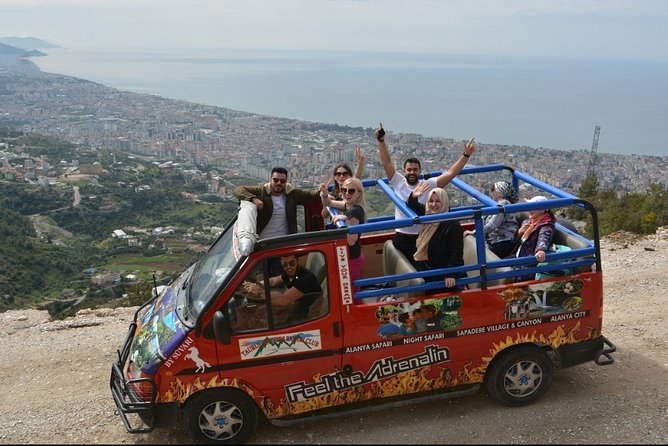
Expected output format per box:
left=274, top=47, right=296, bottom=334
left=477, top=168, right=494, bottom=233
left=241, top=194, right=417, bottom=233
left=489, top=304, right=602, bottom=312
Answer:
left=31, top=48, right=668, bottom=157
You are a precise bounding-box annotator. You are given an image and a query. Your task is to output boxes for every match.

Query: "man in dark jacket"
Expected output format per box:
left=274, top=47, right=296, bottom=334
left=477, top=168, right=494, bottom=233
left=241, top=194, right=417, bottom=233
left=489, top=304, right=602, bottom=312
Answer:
left=234, top=167, right=321, bottom=274
left=234, top=167, right=321, bottom=238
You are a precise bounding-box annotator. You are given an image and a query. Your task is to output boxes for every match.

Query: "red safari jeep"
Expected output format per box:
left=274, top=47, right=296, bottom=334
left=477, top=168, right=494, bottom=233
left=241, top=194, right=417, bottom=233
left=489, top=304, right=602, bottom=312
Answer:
left=111, top=163, right=615, bottom=444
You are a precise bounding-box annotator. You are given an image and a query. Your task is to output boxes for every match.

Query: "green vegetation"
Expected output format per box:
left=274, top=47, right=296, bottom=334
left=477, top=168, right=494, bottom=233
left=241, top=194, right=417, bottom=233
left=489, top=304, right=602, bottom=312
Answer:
left=571, top=178, right=668, bottom=238
left=0, top=132, right=238, bottom=316
left=2, top=130, right=666, bottom=319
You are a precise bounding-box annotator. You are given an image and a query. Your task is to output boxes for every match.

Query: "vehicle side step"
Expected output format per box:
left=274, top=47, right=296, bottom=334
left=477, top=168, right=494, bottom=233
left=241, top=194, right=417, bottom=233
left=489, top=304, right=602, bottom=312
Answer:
left=269, top=384, right=480, bottom=426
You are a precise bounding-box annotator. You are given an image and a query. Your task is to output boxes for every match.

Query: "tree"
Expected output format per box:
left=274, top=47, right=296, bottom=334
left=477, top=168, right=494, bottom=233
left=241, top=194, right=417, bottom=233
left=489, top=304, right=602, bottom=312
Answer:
left=568, top=174, right=600, bottom=224
left=578, top=174, right=599, bottom=200
left=127, top=281, right=154, bottom=306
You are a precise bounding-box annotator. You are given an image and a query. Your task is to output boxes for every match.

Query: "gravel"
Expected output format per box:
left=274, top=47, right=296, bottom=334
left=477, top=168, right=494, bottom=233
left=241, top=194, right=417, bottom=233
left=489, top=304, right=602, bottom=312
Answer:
left=1, top=229, right=667, bottom=444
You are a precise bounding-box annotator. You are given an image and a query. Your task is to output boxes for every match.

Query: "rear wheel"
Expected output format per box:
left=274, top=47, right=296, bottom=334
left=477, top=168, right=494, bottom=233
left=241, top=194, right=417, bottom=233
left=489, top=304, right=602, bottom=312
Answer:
left=183, top=389, right=259, bottom=445
left=485, top=347, right=554, bottom=407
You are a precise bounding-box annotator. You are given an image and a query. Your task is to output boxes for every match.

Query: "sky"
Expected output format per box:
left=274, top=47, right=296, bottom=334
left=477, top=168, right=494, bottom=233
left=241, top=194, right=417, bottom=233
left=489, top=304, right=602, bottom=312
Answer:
left=2, top=0, right=668, bottom=62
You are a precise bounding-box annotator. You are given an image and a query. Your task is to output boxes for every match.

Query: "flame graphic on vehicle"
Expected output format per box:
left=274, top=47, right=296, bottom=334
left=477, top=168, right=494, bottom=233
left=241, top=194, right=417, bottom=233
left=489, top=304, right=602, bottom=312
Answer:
left=156, top=322, right=599, bottom=418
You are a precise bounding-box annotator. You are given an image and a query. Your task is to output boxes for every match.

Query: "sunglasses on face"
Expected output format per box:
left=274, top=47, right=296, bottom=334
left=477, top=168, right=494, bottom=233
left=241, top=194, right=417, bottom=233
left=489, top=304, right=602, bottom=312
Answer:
left=340, top=187, right=356, bottom=195
left=335, top=171, right=351, bottom=177
left=272, top=177, right=287, bottom=184
left=281, top=260, right=298, bottom=268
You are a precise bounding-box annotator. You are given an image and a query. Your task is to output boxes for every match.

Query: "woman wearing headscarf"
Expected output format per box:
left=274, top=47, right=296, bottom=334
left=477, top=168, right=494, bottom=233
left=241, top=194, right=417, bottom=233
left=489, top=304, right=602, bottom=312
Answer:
left=513, top=195, right=557, bottom=281
left=464, top=180, right=519, bottom=258
left=407, top=182, right=466, bottom=293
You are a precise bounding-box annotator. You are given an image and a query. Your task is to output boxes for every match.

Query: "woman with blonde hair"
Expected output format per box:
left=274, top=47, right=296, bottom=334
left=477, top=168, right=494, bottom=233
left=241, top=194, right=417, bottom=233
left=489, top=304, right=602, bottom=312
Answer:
left=320, top=177, right=366, bottom=295
left=321, top=147, right=365, bottom=219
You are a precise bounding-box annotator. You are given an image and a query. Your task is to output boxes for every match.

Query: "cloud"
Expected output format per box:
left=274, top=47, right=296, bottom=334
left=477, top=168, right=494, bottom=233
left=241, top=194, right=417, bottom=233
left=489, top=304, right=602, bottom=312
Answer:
left=2, top=0, right=668, bottom=60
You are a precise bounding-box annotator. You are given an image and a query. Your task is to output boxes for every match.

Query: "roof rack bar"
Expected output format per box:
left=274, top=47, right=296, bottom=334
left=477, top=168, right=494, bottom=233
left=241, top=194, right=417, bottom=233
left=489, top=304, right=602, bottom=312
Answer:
left=512, top=170, right=578, bottom=200
left=375, top=179, right=418, bottom=220
left=451, top=177, right=497, bottom=207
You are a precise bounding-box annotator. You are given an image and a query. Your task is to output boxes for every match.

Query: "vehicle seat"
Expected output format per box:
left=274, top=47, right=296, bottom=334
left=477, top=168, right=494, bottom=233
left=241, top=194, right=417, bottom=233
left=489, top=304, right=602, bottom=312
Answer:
left=382, top=240, right=424, bottom=298
left=553, top=228, right=589, bottom=250
left=300, top=252, right=329, bottom=318
left=305, top=251, right=327, bottom=284
left=462, top=234, right=513, bottom=289
left=552, top=228, right=593, bottom=274
left=307, top=277, right=328, bottom=319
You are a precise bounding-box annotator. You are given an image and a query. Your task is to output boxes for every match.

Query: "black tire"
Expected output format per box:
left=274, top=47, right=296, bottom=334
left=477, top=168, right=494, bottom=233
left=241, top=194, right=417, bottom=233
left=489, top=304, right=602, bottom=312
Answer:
left=183, top=389, right=259, bottom=445
left=484, top=347, right=554, bottom=407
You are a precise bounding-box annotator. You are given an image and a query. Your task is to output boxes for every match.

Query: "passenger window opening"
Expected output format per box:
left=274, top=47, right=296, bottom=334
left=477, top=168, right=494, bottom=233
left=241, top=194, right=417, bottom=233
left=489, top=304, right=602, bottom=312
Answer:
left=226, top=251, right=329, bottom=334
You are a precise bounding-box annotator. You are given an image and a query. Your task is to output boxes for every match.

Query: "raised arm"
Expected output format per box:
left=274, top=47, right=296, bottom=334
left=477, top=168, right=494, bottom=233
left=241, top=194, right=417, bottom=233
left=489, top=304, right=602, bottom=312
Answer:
left=375, top=123, right=396, bottom=179
left=319, top=179, right=333, bottom=218
left=353, top=146, right=366, bottom=179
left=405, top=181, right=430, bottom=216
left=434, top=137, right=476, bottom=188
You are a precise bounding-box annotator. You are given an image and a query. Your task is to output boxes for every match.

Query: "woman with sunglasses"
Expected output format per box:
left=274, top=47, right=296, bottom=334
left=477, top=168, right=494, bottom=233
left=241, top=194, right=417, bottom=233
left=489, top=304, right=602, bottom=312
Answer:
left=321, top=147, right=365, bottom=219
left=320, top=177, right=367, bottom=297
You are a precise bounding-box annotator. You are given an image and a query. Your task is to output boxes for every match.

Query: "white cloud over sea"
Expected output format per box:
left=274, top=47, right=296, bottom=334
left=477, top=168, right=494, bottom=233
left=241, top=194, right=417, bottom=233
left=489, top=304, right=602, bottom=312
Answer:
left=2, top=0, right=668, bottom=61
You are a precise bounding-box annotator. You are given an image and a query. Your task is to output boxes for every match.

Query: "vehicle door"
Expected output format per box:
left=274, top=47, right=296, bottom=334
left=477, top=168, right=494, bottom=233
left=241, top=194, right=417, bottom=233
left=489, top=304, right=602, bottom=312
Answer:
left=213, top=245, right=343, bottom=416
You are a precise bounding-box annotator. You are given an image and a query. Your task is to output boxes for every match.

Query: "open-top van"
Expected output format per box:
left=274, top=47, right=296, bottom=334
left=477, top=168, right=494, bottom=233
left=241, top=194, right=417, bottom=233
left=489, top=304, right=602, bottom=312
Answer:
left=111, top=163, right=615, bottom=444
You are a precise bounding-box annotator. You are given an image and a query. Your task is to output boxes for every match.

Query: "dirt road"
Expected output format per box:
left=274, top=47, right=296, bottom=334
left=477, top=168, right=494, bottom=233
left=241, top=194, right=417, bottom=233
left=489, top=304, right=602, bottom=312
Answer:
left=1, top=231, right=666, bottom=444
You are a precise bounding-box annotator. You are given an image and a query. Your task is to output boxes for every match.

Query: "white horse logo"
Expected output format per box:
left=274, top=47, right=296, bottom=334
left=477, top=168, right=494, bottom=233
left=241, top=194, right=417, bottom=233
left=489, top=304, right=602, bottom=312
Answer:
left=184, top=347, right=211, bottom=373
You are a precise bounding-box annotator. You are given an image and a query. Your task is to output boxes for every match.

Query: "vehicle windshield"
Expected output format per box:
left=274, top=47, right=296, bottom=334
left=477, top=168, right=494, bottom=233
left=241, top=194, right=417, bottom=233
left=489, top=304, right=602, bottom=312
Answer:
left=187, top=224, right=239, bottom=320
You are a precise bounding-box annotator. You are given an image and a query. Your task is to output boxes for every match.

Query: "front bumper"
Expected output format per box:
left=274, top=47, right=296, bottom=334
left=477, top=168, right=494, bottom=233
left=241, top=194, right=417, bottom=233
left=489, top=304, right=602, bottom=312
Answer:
left=109, top=322, right=157, bottom=433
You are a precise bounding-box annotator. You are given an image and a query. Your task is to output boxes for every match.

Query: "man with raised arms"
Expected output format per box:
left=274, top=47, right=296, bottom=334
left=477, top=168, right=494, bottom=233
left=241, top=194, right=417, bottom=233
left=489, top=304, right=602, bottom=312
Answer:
left=374, top=123, right=476, bottom=267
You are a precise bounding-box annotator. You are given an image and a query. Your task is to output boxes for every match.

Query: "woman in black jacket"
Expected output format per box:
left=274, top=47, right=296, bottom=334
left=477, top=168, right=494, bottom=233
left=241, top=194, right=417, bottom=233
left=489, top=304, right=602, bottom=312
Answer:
left=407, top=183, right=466, bottom=293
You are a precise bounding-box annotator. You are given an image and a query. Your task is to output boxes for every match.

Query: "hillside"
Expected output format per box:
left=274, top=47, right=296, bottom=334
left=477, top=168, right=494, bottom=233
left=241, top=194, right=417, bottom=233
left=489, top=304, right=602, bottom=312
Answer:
left=0, top=229, right=666, bottom=444
left=0, top=36, right=60, bottom=49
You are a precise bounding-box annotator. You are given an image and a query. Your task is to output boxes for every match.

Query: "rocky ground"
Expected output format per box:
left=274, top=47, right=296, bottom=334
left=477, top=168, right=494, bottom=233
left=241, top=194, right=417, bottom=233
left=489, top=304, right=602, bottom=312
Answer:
left=1, top=229, right=666, bottom=444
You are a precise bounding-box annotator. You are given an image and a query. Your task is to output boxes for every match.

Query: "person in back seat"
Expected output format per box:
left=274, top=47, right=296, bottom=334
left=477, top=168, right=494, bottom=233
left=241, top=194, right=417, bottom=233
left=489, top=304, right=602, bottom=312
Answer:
left=407, top=183, right=466, bottom=293
left=513, top=195, right=557, bottom=281
left=320, top=177, right=367, bottom=296
left=321, top=147, right=365, bottom=221
left=463, top=180, right=519, bottom=258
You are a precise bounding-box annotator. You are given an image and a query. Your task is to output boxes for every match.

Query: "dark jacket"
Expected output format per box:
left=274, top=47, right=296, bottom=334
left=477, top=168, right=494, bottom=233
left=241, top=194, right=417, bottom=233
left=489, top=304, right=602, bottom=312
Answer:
left=407, top=194, right=466, bottom=290
left=513, top=210, right=557, bottom=281
left=516, top=211, right=557, bottom=258
left=234, top=182, right=320, bottom=235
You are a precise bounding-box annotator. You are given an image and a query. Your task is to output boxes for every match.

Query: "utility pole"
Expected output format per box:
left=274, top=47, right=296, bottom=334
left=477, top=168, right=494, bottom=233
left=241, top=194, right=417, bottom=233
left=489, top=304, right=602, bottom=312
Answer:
left=578, top=125, right=601, bottom=200
left=586, top=125, right=601, bottom=179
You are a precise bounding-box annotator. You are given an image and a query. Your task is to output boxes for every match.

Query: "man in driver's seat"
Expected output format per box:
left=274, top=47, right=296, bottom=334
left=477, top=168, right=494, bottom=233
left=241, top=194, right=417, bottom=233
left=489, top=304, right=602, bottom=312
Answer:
left=243, top=253, right=322, bottom=322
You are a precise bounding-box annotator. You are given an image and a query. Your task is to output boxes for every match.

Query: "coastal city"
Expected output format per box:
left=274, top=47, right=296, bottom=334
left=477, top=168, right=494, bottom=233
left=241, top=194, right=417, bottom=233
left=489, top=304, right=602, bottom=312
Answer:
left=1, top=58, right=667, bottom=199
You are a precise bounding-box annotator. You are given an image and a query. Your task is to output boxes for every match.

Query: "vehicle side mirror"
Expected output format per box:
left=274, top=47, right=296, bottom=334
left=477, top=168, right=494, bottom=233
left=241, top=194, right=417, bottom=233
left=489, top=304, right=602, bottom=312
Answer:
left=213, top=310, right=232, bottom=345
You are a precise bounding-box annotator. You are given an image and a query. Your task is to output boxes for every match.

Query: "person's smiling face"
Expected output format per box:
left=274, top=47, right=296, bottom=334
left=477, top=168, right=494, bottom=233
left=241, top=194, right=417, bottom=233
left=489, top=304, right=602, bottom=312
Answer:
left=426, top=194, right=444, bottom=214
left=334, top=167, right=351, bottom=187
left=340, top=179, right=360, bottom=206
left=270, top=173, right=287, bottom=195
left=403, top=162, right=421, bottom=185
left=280, top=255, right=299, bottom=278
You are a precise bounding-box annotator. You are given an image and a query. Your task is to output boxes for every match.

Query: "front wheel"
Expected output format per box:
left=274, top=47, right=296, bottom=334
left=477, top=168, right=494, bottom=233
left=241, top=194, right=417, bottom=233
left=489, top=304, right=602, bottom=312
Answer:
left=183, top=389, right=260, bottom=445
left=485, top=347, right=554, bottom=407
